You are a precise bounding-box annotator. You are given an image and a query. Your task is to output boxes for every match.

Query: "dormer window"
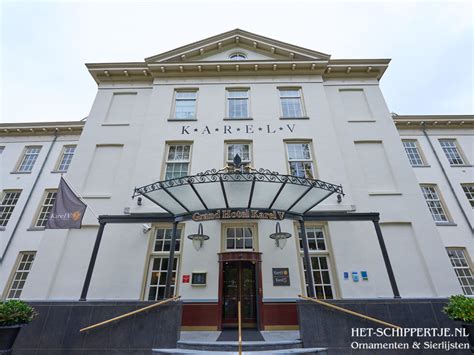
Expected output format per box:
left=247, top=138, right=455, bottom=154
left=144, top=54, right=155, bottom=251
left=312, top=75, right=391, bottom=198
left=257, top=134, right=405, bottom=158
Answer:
left=229, top=52, right=247, bottom=60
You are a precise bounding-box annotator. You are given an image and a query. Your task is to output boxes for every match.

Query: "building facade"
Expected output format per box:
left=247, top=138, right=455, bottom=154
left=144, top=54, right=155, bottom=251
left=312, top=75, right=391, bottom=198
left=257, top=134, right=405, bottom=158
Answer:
left=1, top=29, right=472, bottom=330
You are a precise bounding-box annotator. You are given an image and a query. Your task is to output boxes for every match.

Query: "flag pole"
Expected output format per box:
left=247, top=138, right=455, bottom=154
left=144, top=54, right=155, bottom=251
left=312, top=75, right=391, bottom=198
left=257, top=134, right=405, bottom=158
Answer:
left=61, top=174, right=100, bottom=220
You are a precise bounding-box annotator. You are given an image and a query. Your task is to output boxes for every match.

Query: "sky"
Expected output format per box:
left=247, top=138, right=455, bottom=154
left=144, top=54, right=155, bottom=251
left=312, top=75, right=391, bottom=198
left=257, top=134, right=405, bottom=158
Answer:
left=0, top=0, right=472, bottom=123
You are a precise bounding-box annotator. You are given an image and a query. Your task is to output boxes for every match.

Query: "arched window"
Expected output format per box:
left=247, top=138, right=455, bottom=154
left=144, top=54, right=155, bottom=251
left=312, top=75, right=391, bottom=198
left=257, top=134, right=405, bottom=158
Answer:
left=229, top=52, right=247, bottom=60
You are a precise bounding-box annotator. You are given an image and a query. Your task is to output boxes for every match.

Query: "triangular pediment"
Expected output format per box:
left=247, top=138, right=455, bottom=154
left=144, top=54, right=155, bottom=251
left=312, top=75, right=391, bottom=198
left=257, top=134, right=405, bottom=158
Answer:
left=145, top=29, right=331, bottom=63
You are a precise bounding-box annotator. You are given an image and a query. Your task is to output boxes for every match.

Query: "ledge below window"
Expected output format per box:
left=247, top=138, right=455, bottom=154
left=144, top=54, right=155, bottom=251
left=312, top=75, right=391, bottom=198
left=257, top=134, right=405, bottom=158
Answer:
left=167, top=118, right=198, bottom=122
left=223, top=117, right=253, bottom=121
left=412, top=165, right=431, bottom=168
left=27, top=227, right=45, bottom=231
left=368, top=191, right=402, bottom=196
left=450, top=164, right=473, bottom=168
left=435, top=222, right=457, bottom=226
left=10, top=171, right=32, bottom=174
left=0, top=227, right=5, bottom=231
left=279, top=116, right=309, bottom=120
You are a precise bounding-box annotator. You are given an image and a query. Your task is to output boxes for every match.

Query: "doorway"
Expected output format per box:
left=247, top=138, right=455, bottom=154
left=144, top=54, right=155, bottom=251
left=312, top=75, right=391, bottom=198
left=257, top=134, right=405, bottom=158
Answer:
left=222, top=260, right=257, bottom=328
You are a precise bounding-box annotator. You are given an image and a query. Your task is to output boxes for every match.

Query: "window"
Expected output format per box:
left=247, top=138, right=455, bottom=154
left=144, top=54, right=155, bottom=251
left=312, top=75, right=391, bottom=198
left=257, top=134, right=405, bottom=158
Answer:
left=35, top=190, right=57, bottom=227
left=17, top=146, right=41, bottom=172
left=6, top=252, right=36, bottom=300
left=164, top=144, right=191, bottom=180
left=0, top=190, right=22, bottom=227
left=420, top=185, right=449, bottom=223
left=226, top=226, right=253, bottom=250
left=227, top=89, right=249, bottom=118
left=279, top=88, right=304, bottom=118
left=461, top=184, right=474, bottom=207
left=439, top=139, right=465, bottom=165
left=446, top=248, right=474, bottom=295
left=173, top=90, right=197, bottom=119
left=145, top=225, right=182, bottom=300
left=286, top=142, right=314, bottom=179
left=402, top=140, right=425, bottom=166
left=226, top=142, right=252, bottom=168
left=229, top=52, right=247, bottom=60
left=56, top=145, right=76, bottom=172
left=298, top=225, right=334, bottom=299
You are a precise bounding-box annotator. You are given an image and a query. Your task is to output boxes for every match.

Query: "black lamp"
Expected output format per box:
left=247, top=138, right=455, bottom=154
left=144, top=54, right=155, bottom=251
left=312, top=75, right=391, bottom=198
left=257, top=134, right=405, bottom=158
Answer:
left=269, top=222, right=292, bottom=249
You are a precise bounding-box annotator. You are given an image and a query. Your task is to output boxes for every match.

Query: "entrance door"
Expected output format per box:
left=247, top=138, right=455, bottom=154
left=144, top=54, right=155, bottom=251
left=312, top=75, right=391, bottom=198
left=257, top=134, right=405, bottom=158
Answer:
left=222, top=261, right=257, bottom=328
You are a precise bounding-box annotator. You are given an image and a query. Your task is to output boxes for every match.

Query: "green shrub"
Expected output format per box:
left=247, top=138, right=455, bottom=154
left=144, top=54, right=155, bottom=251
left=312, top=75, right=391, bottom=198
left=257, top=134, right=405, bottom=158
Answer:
left=0, top=300, right=37, bottom=326
left=443, top=295, right=474, bottom=323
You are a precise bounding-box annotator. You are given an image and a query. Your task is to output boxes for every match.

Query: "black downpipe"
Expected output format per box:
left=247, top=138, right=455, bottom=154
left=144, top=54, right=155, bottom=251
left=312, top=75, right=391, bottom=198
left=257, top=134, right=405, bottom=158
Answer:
left=421, top=123, right=473, bottom=231
left=0, top=131, right=58, bottom=262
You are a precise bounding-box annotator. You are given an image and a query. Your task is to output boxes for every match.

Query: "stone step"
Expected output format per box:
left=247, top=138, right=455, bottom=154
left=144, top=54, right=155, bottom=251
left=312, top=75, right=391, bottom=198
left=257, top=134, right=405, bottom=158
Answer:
left=178, top=339, right=303, bottom=351
left=153, top=348, right=327, bottom=354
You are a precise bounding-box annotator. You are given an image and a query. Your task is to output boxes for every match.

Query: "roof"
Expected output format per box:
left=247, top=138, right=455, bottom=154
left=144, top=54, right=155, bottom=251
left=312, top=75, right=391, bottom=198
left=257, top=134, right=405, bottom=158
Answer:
left=0, top=120, right=85, bottom=136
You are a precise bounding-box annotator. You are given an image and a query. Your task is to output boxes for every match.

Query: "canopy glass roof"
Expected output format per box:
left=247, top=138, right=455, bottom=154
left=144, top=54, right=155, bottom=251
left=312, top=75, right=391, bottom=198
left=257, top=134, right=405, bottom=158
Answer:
left=133, top=168, right=344, bottom=218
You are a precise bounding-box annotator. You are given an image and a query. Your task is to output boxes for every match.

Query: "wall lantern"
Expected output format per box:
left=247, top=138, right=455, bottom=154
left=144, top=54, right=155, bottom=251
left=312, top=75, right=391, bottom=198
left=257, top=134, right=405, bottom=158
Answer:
left=269, top=222, right=292, bottom=250
left=187, top=223, right=210, bottom=251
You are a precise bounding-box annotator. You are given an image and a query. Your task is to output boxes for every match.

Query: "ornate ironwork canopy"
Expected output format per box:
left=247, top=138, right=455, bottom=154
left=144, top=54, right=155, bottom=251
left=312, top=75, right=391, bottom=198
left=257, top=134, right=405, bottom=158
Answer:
left=133, top=167, right=344, bottom=217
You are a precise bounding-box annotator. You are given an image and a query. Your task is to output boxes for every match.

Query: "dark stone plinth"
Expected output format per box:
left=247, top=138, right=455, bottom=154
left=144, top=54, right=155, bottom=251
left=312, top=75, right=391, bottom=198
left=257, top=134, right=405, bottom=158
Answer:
left=12, top=300, right=182, bottom=354
left=297, top=298, right=471, bottom=354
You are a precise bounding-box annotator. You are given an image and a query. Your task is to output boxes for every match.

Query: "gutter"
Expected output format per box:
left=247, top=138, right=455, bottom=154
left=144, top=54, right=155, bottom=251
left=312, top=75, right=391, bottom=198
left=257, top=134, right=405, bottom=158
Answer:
left=0, top=131, right=59, bottom=262
left=421, top=122, right=473, bottom=232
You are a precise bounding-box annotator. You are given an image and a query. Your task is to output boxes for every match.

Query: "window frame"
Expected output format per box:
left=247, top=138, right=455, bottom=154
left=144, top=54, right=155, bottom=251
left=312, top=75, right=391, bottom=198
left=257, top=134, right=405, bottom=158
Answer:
left=446, top=247, right=474, bottom=295
left=14, top=146, right=42, bottom=173
left=224, top=140, right=253, bottom=168
left=4, top=251, right=36, bottom=300
left=294, top=223, right=337, bottom=299
left=278, top=87, right=306, bottom=119
left=171, top=89, right=198, bottom=120
left=461, top=184, right=474, bottom=208
left=420, top=184, right=451, bottom=224
left=402, top=139, right=427, bottom=167
left=221, top=222, right=258, bottom=252
left=226, top=88, right=251, bottom=119
left=162, top=142, right=193, bottom=180
left=143, top=223, right=184, bottom=301
left=33, top=189, right=57, bottom=228
left=284, top=140, right=317, bottom=179
left=0, top=190, right=22, bottom=228
left=54, top=145, right=77, bottom=173
left=439, top=139, right=467, bottom=166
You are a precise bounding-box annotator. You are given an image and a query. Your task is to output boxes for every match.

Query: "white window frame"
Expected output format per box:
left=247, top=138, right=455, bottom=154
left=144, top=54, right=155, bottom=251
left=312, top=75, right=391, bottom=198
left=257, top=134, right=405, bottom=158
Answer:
left=55, top=145, right=77, bottom=172
left=225, top=141, right=252, bottom=168
left=34, top=190, right=57, bottom=228
left=439, top=139, right=466, bottom=166
left=163, top=143, right=192, bottom=180
left=5, top=251, right=36, bottom=300
left=0, top=190, right=22, bottom=227
left=225, top=226, right=255, bottom=251
left=226, top=88, right=250, bottom=119
left=446, top=248, right=474, bottom=295
left=144, top=225, right=183, bottom=301
left=402, top=140, right=426, bottom=166
left=285, top=142, right=315, bottom=179
left=296, top=224, right=335, bottom=299
left=16, top=146, right=42, bottom=173
left=461, top=184, right=474, bottom=208
left=420, top=184, right=450, bottom=223
left=278, top=88, right=305, bottom=118
left=172, top=90, right=198, bottom=119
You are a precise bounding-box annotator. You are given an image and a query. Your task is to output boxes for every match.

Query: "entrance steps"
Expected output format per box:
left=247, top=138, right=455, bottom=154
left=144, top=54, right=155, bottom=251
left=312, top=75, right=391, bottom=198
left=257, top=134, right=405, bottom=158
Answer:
left=153, top=331, right=327, bottom=354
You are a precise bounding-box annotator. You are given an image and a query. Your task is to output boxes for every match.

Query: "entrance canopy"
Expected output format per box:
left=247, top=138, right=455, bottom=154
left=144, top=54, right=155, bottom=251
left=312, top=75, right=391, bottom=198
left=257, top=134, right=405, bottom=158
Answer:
left=133, top=167, right=344, bottom=218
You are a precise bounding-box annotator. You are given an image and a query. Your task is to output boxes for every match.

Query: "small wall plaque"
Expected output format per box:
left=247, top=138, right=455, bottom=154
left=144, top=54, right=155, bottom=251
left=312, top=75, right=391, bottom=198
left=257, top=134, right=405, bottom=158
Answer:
left=191, top=272, right=207, bottom=286
left=182, top=275, right=190, bottom=283
left=272, top=268, right=290, bottom=286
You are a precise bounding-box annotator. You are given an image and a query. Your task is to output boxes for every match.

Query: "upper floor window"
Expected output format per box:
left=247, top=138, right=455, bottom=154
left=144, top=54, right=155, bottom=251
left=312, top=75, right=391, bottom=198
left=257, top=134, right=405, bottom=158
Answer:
left=227, top=89, right=250, bottom=118
left=461, top=184, right=474, bottom=208
left=286, top=142, right=314, bottom=179
left=56, top=145, right=76, bottom=172
left=402, top=140, right=426, bottom=166
left=16, top=146, right=41, bottom=173
left=226, top=142, right=252, bottom=168
left=164, top=144, right=191, bottom=180
left=298, top=226, right=327, bottom=252
left=0, top=190, right=22, bottom=227
left=439, top=139, right=465, bottom=165
left=420, top=185, right=449, bottom=223
left=279, top=88, right=304, bottom=118
left=34, top=190, right=57, bottom=228
left=225, top=226, right=254, bottom=250
left=173, top=90, right=197, bottom=119
left=229, top=52, right=247, bottom=60
left=446, top=248, right=474, bottom=295
left=6, top=251, right=36, bottom=300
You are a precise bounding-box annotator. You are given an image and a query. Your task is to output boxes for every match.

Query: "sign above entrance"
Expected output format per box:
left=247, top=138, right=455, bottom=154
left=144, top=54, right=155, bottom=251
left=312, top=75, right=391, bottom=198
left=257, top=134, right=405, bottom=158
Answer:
left=192, top=209, right=285, bottom=221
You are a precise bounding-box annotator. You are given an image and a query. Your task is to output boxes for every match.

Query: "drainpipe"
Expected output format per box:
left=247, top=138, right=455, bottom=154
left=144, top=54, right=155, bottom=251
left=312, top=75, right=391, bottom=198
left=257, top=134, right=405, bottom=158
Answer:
left=421, top=122, right=473, bottom=231
left=0, top=130, right=59, bottom=262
